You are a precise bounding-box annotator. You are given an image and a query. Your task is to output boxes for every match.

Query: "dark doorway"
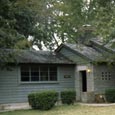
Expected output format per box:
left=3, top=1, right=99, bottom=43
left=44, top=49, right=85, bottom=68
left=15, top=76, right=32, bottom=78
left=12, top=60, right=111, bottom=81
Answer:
left=80, top=70, right=87, bottom=92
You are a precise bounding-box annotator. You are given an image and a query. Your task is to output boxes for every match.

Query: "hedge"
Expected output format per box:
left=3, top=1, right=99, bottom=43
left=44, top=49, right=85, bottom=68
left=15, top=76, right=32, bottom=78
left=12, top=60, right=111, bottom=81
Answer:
left=105, top=89, right=115, bottom=103
left=61, top=90, right=76, bottom=105
left=28, top=90, right=58, bottom=110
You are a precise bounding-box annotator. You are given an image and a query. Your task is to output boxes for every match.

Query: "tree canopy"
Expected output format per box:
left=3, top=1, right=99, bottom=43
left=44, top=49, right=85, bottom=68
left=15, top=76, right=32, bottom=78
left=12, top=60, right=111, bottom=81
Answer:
left=0, top=0, right=115, bottom=51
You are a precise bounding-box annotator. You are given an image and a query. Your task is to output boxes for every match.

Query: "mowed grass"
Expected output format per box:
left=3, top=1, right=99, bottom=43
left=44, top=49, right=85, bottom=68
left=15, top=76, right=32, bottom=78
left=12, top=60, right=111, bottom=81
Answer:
left=0, top=104, right=115, bottom=115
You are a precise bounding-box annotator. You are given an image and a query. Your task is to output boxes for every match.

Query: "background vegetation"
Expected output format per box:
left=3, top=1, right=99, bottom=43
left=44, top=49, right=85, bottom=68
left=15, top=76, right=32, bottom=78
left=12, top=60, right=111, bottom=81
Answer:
left=0, top=0, right=115, bottom=65
left=1, top=0, right=115, bottom=50
left=105, top=89, right=115, bottom=103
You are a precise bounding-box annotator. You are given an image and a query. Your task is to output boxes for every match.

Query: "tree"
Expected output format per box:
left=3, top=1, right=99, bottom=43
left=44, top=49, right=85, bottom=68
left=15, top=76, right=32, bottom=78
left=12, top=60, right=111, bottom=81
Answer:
left=1, top=0, right=115, bottom=51
left=0, top=0, right=34, bottom=49
left=53, top=0, right=115, bottom=46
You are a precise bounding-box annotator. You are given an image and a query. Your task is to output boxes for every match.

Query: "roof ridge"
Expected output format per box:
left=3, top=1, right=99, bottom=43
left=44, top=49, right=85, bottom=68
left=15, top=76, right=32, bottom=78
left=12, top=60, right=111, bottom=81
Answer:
left=90, top=40, right=114, bottom=53
left=0, top=48, right=52, bottom=53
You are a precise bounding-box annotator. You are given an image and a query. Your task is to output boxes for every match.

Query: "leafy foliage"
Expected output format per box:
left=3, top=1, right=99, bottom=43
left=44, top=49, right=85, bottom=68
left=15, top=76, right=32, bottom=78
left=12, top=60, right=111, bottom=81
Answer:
left=0, top=0, right=34, bottom=49
left=105, top=89, right=115, bottom=103
left=54, top=0, right=115, bottom=44
left=61, top=90, right=76, bottom=105
left=28, top=90, right=58, bottom=110
left=28, top=93, right=37, bottom=109
left=1, top=0, right=115, bottom=50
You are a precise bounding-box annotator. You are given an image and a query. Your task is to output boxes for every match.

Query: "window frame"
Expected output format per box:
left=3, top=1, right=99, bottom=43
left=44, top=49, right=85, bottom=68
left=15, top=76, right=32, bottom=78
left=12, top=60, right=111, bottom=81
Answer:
left=19, top=65, right=58, bottom=84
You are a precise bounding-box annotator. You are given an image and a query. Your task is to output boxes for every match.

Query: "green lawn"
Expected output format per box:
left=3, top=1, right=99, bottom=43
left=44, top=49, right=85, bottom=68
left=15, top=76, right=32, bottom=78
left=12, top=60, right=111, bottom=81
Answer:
left=0, top=104, right=115, bottom=115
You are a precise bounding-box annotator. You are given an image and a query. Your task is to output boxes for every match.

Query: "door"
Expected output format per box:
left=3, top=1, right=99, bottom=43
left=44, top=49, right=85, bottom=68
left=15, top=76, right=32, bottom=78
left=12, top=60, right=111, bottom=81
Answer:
left=80, top=70, right=87, bottom=92
left=79, top=70, right=88, bottom=102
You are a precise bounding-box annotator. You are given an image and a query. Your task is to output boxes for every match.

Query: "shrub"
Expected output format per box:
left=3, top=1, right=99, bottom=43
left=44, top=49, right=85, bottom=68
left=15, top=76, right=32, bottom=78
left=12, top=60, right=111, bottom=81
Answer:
left=105, top=89, right=115, bottom=103
left=28, top=93, right=37, bottom=109
left=61, top=90, right=76, bottom=105
left=28, top=90, right=58, bottom=110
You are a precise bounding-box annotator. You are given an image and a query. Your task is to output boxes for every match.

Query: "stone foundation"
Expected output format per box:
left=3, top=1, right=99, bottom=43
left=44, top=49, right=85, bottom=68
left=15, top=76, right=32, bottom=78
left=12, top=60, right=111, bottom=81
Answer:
left=81, top=92, right=95, bottom=103
left=0, top=103, right=30, bottom=111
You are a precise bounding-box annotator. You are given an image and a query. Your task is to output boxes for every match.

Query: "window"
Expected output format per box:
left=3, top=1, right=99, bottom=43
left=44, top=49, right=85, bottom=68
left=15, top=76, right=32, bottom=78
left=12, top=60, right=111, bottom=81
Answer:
left=21, top=66, right=30, bottom=82
left=49, top=67, right=57, bottom=81
left=21, top=65, right=57, bottom=82
left=40, top=67, right=48, bottom=81
left=31, top=66, right=39, bottom=81
left=101, top=72, right=111, bottom=80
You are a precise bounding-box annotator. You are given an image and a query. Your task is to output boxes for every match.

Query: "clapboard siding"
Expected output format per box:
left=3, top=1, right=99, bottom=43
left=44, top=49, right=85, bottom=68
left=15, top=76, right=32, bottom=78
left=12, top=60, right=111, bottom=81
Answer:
left=93, top=65, right=115, bottom=93
left=0, top=65, right=75, bottom=104
left=58, top=47, right=89, bottom=64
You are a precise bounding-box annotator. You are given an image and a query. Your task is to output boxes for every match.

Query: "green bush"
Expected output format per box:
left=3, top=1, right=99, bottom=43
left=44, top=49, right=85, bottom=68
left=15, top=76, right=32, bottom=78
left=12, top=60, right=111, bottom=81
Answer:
left=28, top=93, right=37, bottom=109
left=61, top=90, right=76, bottom=105
left=105, top=89, right=115, bottom=103
left=28, top=90, right=58, bottom=110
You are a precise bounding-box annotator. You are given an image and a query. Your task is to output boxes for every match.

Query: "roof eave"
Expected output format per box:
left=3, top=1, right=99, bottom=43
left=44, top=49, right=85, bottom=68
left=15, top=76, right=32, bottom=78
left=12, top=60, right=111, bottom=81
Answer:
left=55, top=43, right=64, bottom=53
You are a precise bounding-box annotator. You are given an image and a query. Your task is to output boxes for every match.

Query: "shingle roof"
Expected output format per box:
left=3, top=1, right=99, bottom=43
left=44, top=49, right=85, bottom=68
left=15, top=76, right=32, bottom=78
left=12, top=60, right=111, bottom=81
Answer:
left=17, top=50, right=74, bottom=64
left=0, top=49, right=74, bottom=64
left=1, top=39, right=114, bottom=64
left=61, top=39, right=115, bottom=62
left=99, top=39, right=115, bottom=52
left=64, top=43, right=103, bottom=61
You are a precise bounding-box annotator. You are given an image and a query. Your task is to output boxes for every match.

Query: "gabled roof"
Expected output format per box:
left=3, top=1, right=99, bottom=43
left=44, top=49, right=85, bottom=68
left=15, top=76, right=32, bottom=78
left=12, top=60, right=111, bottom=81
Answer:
left=90, top=38, right=115, bottom=52
left=1, top=39, right=114, bottom=64
left=65, top=43, right=103, bottom=61
left=0, top=49, right=75, bottom=64
left=90, top=39, right=115, bottom=53
left=56, top=39, right=115, bottom=62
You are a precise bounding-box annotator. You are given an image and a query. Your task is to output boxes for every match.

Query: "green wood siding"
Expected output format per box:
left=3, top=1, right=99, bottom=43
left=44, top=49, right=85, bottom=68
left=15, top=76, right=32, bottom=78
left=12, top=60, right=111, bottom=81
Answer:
left=0, top=65, right=75, bottom=104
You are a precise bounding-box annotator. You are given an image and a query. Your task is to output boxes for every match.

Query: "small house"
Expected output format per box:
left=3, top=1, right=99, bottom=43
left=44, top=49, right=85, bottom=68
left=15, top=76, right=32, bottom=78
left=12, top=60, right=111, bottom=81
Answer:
left=0, top=39, right=115, bottom=104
